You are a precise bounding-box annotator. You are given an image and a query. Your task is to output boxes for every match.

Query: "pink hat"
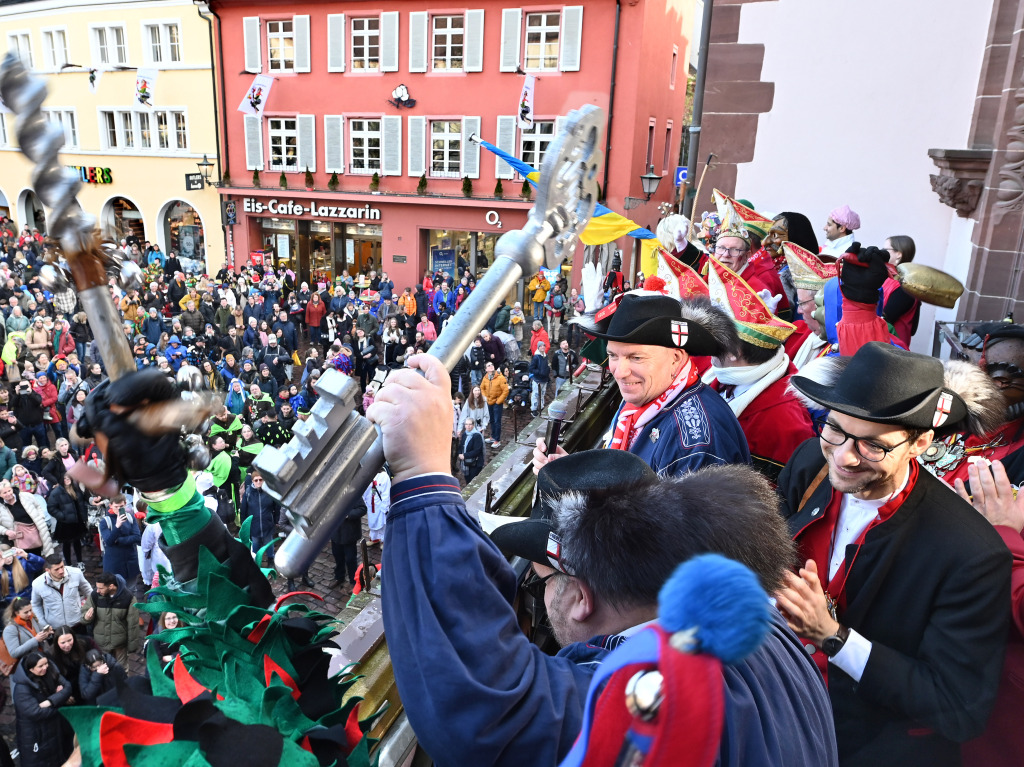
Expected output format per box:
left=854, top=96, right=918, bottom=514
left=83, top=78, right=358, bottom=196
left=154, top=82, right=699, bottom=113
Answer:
left=829, top=205, right=861, bottom=231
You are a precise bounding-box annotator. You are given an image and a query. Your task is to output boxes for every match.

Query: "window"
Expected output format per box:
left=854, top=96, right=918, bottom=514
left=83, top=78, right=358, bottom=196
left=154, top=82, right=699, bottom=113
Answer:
left=7, top=33, right=33, bottom=68
left=101, top=111, right=118, bottom=148
left=266, top=20, right=294, bottom=72
left=350, top=119, right=381, bottom=173
left=670, top=46, right=678, bottom=90
left=646, top=122, right=655, bottom=168
left=0, top=116, right=9, bottom=148
left=156, top=111, right=169, bottom=149
left=663, top=123, right=673, bottom=173
left=139, top=112, right=151, bottom=148
left=42, top=29, right=68, bottom=70
left=268, top=117, right=298, bottom=172
left=145, top=23, right=181, bottom=64
left=430, top=120, right=461, bottom=177
left=43, top=109, right=78, bottom=148
left=432, top=15, right=464, bottom=70
left=520, top=121, right=555, bottom=171
left=351, top=18, right=380, bottom=71
left=94, top=26, right=128, bottom=66
left=524, top=13, right=559, bottom=70
left=121, top=111, right=134, bottom=148
left=174, top=112, right=187, bottom=150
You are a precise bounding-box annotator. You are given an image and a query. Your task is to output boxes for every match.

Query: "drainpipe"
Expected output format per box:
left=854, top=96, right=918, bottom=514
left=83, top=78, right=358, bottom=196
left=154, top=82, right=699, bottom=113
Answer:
left=601, top=0, right=621, bottom=201
left=194, top=1, right=225, bottom=183
left=683, top=0, right=714, bottom=219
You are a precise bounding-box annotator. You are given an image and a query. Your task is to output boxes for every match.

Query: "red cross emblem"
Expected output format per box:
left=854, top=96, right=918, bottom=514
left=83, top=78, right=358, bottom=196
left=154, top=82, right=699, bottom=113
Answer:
left=933, top=392, right=953, bottom=428
left=670, top=320, right=689, bottom=348
left=546, top=533, right=561, bottom=560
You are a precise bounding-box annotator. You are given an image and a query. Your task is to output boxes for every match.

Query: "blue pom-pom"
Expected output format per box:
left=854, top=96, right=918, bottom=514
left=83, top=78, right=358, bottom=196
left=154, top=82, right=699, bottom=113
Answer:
left=657, top=553, right=770, bottom=664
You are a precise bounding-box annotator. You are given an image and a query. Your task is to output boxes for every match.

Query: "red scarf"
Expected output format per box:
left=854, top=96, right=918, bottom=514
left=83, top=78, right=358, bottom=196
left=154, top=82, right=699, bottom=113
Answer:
left=13, top=613, right=36, bottom=637
left=609, top=362, right=700, bottom=451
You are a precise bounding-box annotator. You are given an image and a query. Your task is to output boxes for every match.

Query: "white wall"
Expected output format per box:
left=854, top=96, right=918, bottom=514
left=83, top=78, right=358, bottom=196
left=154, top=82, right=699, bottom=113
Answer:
left=733, top=0, right=993, bottom=353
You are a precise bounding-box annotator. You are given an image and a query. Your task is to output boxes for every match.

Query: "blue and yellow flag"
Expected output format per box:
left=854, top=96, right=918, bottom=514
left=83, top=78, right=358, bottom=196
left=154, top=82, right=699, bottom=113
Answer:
left=477, top=139, right=662, bottom=276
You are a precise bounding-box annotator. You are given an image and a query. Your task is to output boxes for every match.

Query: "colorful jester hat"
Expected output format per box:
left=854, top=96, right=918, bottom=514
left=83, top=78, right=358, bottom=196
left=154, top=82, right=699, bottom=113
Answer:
left=781, top=242, right=837, bottom=291
left=62, top=520, right=377, bottom=767
left=712, top=190, right=773, bottom=241
left=706, top=256, right=796, bottom=349
left=653, top=250, right=710, bottom=302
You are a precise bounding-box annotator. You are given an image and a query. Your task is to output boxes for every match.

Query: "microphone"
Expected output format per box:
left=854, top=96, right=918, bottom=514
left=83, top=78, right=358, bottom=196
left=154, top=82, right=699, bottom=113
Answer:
left=545, top=400, right=570, bottom=456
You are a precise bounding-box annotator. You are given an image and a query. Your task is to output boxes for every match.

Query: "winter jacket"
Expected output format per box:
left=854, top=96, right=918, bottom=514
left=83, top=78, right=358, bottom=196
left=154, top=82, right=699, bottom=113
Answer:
left=2, top=613, right=46, bottom=660
left=528, top=274, right=551, bottom=303
left=99, top=511, right=142, bottom=582
left=0, top=445, right=15, bottom=480
left=0, top=491, right=54, bottom=556
left=528, top=352, right=550, bottom=383
left=530, top=327, right=551, bottom=355
left=12, top=662, right=73, bottom=767
left=25, top=325, right=50, bottom=355
left=179, top=309, right=206, bottom=336
left=78, top=650, right=127, bottom=704
left=240, top=485, right=281, bottom=543
left=85, top=573, right=141, bottom=654
left=46, top=485, right=87, bottom=542
left=31, top=564, right=92, bottom=628
left=12, top=388, right=43, bottom=427
left=481, top=372, right=510, bottom=405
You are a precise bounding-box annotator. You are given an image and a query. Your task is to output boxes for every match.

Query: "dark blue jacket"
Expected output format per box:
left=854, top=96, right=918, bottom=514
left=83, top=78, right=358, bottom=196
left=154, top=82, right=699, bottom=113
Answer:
left=100, top=511, right=142, bottom=582
left=610, top=380, right=751, bottom=476
left=240, top=485, right=280, bottom=542
left=528, top=352, right=550, bottom=383
left=272, top=319, right=299, bottom=352
left=384, top=475, right=837, bottom=767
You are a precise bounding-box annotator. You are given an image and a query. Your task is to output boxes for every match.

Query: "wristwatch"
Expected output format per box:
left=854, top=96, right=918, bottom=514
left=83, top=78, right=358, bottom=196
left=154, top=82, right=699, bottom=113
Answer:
left=822, top=625, right=851, bottom=657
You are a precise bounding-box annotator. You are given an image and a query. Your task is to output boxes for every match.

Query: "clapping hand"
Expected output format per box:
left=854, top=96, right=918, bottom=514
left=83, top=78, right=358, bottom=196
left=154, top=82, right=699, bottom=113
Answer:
left=954, top=459, right=1024, bottom=533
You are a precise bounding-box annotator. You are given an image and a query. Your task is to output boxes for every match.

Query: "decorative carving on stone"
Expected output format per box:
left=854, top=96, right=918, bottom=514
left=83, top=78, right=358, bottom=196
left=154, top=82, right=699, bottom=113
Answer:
left=993, top=74, right=1024, bottom=223
left=929, top=175, right=984, bottom=218
left=927, top=147, right=993, bottom=220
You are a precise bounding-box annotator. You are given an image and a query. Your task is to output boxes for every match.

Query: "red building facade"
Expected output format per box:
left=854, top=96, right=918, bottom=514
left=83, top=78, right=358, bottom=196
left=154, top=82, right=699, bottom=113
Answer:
left=209, top=0, right=693, bottom=291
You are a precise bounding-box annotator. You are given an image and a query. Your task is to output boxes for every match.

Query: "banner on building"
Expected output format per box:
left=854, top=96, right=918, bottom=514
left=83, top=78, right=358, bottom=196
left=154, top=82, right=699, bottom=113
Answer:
left=88, top=67, right=103, bottom=95
left=238, top=75, right=274, bottom=117
left=517, top=74, right=535, bottom=129
left=135, top=69, right=158, bottom=109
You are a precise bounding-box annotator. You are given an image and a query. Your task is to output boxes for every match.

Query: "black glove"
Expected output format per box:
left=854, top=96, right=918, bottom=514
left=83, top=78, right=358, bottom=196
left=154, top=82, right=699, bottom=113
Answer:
left=839, top=244, right=889, bottom=304
left=76, top=368, right=188, bottom=492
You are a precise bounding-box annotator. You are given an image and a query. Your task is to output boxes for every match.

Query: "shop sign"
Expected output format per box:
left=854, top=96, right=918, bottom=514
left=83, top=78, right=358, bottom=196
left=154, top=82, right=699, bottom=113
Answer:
left=485, top=210, right=504, bottom=229
left=393, top=255, right=407, bottom=263
left=242, top=197, right=381, bottom=220
left=68, top=166, right=112, bottom=184
left=432, top=248, right=456, bottom=276
left=222, top=200, right=238, bottom=226
left=185, top=173, right=204, bottom=191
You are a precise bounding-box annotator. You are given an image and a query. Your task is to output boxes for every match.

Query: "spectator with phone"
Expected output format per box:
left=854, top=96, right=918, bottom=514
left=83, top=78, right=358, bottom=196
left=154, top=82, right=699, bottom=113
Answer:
left=98, top=494, right=142, bottom=587
left=2, top=596, right=53, bottom=665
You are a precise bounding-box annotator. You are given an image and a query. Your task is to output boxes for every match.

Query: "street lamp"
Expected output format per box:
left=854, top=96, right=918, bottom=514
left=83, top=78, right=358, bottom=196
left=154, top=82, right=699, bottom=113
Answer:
left=196, top=154, right=215, bottom=186
left=640, top=164, right=662, bottom=201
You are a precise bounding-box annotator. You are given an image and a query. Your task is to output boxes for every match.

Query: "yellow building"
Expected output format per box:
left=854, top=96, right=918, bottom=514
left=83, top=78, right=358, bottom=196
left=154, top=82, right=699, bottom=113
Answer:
left=0, top=0, right=225, bottom=272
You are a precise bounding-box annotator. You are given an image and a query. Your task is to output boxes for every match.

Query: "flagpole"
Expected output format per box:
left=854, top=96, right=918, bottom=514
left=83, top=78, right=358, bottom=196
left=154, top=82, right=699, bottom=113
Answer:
left=688, top=152, right=715, bottom=241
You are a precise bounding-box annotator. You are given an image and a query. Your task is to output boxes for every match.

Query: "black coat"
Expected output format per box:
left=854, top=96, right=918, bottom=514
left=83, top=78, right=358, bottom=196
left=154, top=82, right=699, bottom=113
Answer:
left=46, top=484, right=87, bottom=541
left=460, top=429, right=484, bottom=469
left=12, top=663, right=73, bottom=767
left=778, top=438, right=1011, bottom=766
left=334, top=498, right=367, bottom=546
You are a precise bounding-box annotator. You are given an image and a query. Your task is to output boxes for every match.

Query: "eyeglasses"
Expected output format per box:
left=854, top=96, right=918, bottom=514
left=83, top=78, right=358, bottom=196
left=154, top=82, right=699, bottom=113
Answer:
left=815, top=420, right=912, bottom=463
left=251, top=478, right=263, bottom=484
left=713, top=246, right=749, bottom=257
left=521, top=570, right=560, bottom=601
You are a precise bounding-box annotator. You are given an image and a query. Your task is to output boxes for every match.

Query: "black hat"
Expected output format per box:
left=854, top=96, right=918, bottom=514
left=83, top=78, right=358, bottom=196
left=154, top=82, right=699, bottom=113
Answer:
left=484, top=450, right=655, bottom=572
left=790, top=342, right=967, bottom=431
left=573, top=293, right=736, bottom=357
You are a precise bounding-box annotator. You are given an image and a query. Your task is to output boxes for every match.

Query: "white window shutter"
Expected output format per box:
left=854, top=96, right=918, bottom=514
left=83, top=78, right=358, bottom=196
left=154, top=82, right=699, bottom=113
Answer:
left=494, top=116, right=516, bottom=179
left=464, top=10, right=484, bottom=73
left=409, top=11, right=427, bottom=73
left=244, top=115, right=263, bottom=170
left=324, top=116, right=344, bottom=173
left=298, top=114, right=316, bottom=173
left=560, top=7, right=583, bottom=72
left=382, top=115, right=402, bottom=176
left=327, top=14, right=345, bottom=72
left=381, top=12, right=399, bottom=73
left=243, top=17, right=261, bottom=73
left=407, top=115, right=425, bottom=177
left=462, top=117, right=481, bottom=179
left=293, top=15, right=311, bottom=73
left=499, top=9, right=521, bottom=73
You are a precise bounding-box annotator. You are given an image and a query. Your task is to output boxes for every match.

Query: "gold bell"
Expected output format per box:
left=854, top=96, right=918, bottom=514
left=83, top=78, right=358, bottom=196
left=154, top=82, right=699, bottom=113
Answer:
left=624, top=670, right=664, bottom=721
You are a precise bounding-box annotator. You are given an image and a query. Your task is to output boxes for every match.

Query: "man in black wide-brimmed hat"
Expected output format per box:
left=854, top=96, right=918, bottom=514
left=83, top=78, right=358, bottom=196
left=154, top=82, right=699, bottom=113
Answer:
left=774, top=341, right=1010, bottom=766
left=534, top=291, right=750, bottom=476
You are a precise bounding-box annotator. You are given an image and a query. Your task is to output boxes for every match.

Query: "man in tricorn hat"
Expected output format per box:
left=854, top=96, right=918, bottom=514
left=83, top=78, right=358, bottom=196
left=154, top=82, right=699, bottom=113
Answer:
left=775, top=342, right=1010, bottom=766
left=367, top=353, right=837, bottom=766
left=535, top=292, right=749, bottom=476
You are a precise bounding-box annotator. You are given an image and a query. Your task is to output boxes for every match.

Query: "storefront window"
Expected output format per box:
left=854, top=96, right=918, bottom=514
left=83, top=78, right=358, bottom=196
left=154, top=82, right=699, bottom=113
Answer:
left=310, top=221, right=332, bottom=286
left=425, top=229, right=512, bottom=304
left=345, top=223, right=382, bottom=277
left=163, top=200, right=205, bottom=268
left=103, top=197, right=145, bottom=245
left=259, top=218, right=295, bottom=272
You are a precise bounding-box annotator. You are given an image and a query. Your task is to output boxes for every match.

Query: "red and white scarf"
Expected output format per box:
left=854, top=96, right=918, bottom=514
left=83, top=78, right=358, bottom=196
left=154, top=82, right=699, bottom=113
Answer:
left=609, top=361, right=700, bottom=450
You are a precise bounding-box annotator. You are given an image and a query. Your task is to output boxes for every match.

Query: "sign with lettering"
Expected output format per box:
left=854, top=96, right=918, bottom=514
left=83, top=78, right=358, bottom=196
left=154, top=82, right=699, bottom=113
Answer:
left=392, top=254, right=407, bottom=263
left=185, top=173, right=204, bottom=191
left=67, top=166, right=112, bottom=184
left=242, top=197, right=381, bottom=220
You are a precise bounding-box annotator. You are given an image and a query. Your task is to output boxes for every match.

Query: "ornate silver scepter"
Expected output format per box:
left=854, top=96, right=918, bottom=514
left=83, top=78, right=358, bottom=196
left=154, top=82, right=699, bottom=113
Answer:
left=256, top=106, right=604, bottom=577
